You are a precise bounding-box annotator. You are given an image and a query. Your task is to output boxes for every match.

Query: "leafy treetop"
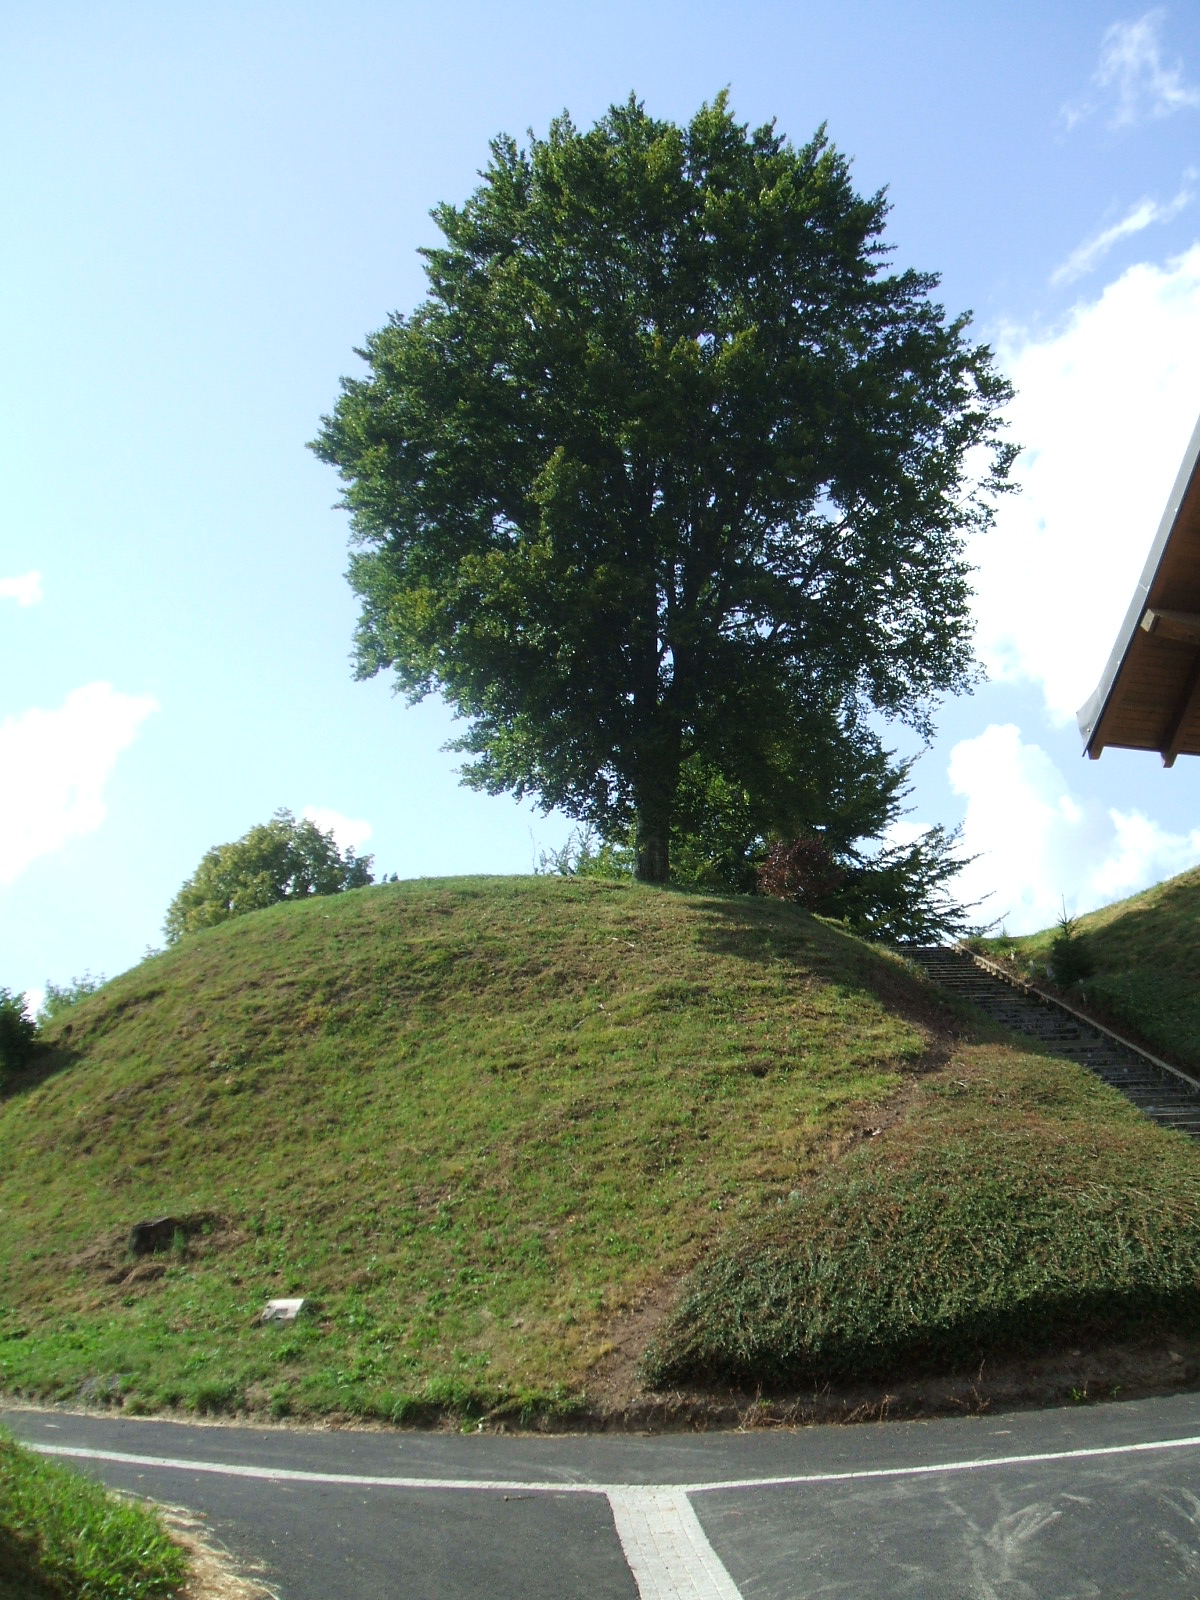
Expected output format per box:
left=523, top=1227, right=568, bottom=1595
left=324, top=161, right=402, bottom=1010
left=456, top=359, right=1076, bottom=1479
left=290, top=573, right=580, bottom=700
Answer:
left=164, top=809, right=374, bottom=943
left=313, top=95, right=1015, bottom=882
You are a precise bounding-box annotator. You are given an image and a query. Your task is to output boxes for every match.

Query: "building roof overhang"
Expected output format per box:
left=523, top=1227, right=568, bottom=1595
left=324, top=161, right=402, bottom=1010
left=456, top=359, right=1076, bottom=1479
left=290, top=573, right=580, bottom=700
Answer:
left=1078, top=410, right=1200, bottom=765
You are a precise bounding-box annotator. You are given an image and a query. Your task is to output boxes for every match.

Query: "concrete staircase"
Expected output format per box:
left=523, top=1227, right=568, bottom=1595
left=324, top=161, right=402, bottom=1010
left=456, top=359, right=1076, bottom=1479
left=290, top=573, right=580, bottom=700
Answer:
left=907, top=945, right=1200, bottom=1139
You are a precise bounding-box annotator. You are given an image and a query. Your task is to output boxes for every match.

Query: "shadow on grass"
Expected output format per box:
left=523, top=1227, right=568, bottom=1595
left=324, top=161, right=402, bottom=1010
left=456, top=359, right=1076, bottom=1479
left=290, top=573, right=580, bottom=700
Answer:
left=687, top=889, right=1187, bottom=1094
left=0, top=1042, right=82, bottom=1101
left=0, top=1529, right=58, bottom=1599
left=688, top=891, right=980, bottom=1046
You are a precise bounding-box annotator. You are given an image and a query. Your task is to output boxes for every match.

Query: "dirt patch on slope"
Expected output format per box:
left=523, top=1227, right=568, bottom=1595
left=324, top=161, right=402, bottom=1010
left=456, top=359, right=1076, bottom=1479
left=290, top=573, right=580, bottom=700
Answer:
left=67, top=1214, right=245, bottom=1290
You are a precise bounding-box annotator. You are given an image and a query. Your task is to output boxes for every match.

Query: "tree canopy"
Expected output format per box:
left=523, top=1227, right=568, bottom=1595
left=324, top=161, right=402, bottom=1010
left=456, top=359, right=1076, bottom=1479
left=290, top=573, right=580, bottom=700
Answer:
left=313, top=95, right=1015, bottom=883
left=164, top=809, right=374, bottom=942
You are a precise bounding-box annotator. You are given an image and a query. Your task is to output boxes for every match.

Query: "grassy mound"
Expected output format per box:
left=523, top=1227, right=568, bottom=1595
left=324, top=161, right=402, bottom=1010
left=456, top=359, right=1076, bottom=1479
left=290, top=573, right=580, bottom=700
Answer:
left=644, top=1039, right=1200, bottom=1387
left=0, top=1429, right=186, bottom=1600
left=0, top=877, right=930, bottom=1420
left=986, top=865, right=1200, bottom=1069
left=7, top=873, right=1200, bottom=1420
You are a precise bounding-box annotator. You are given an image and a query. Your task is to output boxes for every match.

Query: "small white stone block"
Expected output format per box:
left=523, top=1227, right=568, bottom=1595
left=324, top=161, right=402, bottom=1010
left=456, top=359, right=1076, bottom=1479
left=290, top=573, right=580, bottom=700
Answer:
left=261, top=1297, right=310, bottom=1325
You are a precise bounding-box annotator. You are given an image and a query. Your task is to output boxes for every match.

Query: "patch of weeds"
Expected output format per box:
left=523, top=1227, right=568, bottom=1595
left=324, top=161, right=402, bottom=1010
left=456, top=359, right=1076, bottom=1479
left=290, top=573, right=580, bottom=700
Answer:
left=0, top=1427, right=187, bottom=1598
left=40, top=973, right=108, bottom=1022
left=188, top=1379, right=241, bottom=1415
left=76, top=1374, right=125, bottom=1408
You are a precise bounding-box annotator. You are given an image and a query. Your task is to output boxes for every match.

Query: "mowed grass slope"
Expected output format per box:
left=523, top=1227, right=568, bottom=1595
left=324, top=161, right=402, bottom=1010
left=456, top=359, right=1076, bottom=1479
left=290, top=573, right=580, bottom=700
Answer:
left=8, top=873, right=1200, bottom=1422
left=0, top=876, right=931, bottom=1420
left=987, top=865, right=1200, bottom=1069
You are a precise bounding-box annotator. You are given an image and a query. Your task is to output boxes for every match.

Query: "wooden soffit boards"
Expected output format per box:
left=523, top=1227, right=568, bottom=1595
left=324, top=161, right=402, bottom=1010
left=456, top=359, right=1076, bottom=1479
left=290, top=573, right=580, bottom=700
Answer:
left=1078, top=410, right=1200, bottom=765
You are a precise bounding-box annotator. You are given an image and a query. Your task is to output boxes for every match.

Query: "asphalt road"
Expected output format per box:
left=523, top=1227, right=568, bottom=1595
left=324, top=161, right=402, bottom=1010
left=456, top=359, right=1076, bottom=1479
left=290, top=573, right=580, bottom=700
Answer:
left=10, top=1392, right=1200, bottom=1597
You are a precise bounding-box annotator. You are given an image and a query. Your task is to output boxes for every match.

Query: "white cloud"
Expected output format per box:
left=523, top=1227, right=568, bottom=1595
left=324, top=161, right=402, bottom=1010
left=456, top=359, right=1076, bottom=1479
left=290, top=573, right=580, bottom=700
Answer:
left=946, top=723, right=1200, bottom=933
left=1098, top=11, right=1200, bottom=124
left=22, top=987, right=45, bottom=1022
left=0, top=570, right=42, bottom=606
left=0, top=682, right=158, bottom=886
left=1090, top=805, right=1200, bottom=900
left=1050, top=181, right=1193, bottom=285
left=302, top=805, right=373, bottom=853
left=948, top=724, right=1085, bottom=932
left=1066, top=10, right=1200, bottom=129
left=971, top=244, right=1200, bottom=724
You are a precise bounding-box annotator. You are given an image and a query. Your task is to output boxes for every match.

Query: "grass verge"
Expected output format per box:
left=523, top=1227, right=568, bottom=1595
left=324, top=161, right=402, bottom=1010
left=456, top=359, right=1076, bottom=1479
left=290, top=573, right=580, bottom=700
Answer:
left=0, top=1428, right=187, bottom=1599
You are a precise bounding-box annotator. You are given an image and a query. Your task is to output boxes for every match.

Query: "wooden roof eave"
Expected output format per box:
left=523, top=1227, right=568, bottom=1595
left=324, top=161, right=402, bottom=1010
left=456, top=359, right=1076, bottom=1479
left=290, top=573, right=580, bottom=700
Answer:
left=1077, top=410, right=1200, bottom=761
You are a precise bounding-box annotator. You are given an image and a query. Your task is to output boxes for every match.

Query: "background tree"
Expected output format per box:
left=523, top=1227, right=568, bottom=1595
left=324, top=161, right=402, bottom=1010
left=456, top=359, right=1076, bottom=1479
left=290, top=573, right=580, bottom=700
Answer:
left=164, top=809, right=373, bottom=942
left=756, top=822, right=989, bottom=944
left=313, top=95, right=1015, bottom=884
left=0, top=989, right=37, bottom=1076
left=40, top=972, right=107, bottom=1021
left=546, top=763, right=988, bottom=944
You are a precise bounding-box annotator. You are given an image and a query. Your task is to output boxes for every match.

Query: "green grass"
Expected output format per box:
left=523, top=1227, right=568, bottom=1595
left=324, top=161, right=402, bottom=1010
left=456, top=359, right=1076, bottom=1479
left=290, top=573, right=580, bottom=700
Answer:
left=984, top=865, right=1200, bottom=1069
left=1, top=876, right=930, bottom=1420
left=0, top=1428, right=187, bottom=1599
left=644, top=1034, right=1200, bottom=1386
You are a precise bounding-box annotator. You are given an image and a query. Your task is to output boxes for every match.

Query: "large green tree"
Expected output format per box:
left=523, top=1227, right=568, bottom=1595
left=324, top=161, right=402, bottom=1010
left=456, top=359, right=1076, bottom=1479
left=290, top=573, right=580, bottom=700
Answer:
left=313, top=96, right=1014, bottom=883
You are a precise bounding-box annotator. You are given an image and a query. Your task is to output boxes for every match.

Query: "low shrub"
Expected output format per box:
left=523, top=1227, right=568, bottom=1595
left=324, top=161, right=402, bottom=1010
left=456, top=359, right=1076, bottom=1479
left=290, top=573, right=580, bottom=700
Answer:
left=1050, top=906, right=1094, bottom=987
left=755, top=834, right=844, bottom=907
left=641, top=1052, right=1200, bottom=1389
left=40, top=972, right=107, bottom=1022
left=0, top=990, right=36, bottom=1076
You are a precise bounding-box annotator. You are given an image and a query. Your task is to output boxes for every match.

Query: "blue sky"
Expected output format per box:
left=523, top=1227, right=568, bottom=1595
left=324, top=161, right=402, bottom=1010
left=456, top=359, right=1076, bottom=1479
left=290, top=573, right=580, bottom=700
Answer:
left=5, top=1, right=1200, bottom=1004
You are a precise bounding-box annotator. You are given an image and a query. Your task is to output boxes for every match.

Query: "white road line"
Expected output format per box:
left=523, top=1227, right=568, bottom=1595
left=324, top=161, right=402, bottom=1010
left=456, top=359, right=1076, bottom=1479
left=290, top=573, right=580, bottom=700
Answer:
left=27, top=1446, right=596, bottom=1494
left=27, top=1430, right=1200, bottom=1496
left=608, top=1489, right=743, bottom=1600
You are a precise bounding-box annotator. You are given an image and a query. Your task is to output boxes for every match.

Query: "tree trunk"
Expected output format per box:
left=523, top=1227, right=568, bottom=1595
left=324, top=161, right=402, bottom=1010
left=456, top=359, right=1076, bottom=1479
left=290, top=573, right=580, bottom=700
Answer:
left=635, top=812, right=671, bottom=882
left=634, top=762, right=676, bottom=883
left=630, top=542, right=680, bottom=883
